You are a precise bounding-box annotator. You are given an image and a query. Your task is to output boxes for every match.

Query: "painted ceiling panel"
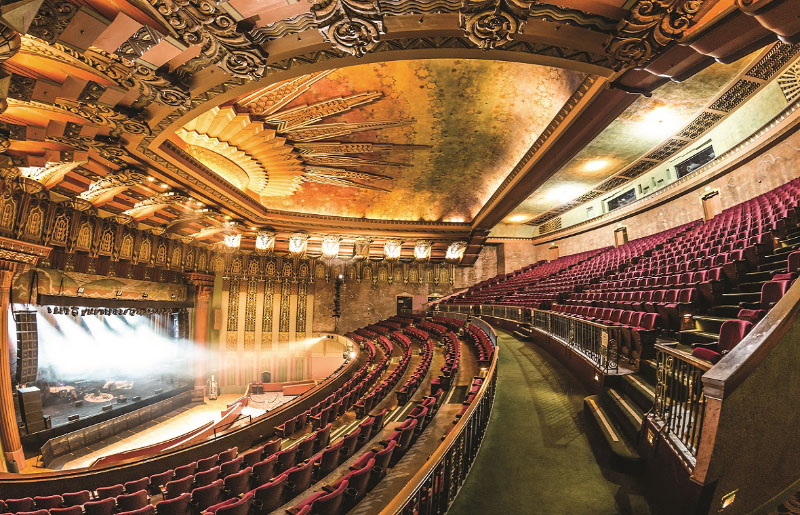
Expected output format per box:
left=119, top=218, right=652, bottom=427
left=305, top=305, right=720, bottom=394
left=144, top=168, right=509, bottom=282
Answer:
left=179, top=59, right=586, bottom=222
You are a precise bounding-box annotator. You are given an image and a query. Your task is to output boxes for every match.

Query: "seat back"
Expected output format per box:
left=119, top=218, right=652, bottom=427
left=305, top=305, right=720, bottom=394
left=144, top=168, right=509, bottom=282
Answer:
left=193, top=466, right=220, bottom=487
left=761, top=280, right=791, bottom=309
left=154, top=492, right=190, bottom=515
left=116, top=490, right=148, bottom=512
left=253, top=473, right=287, bottom=514
left=7, top=498, right=35, bottom=512
left=718, top=320, right=753, bottom=353
left=737, top=308, right=766, bottom=324
left=218, top=447, right=238, bottom=464
left=83, top=498, right=115, bottom=515
left=190, top=479, right=224, bottom=511
left=251, top=454, right=277, bottom=488
left=33, top=496, right=63, bottom=510
left=276, top=446, right=297, bottom=472
left=215, top=493, right=253, bottom=515
left=196, top=453, right=219, bottom=472
left=165, top=476, right=193, bottom=499
left=310, top=479, right=348, bottom=515
left=62, top=491, right=91, bottom=508
left=220, top=456, right=243, bottom=477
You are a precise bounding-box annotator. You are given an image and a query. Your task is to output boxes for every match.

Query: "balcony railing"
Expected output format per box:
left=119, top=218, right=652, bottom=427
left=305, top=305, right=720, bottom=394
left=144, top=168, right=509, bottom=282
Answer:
left=650, top=344, right=712, bottom=463
left=531, top=309, right=618, bottom=373
left=382, top=321, right=498, bottom=514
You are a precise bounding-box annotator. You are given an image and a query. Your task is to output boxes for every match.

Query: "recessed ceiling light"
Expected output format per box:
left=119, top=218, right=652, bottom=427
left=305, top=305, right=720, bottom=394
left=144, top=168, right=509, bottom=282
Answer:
left=506, top=214, right=530, bottom=223
left=583, top=159, right=609, bottom=172
left=642, top=106, right=681, bottom=134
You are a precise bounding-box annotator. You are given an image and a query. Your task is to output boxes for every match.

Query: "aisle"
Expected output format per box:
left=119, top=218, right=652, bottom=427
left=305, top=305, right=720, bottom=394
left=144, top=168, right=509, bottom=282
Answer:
left=449, top=330, right=652, bottom=515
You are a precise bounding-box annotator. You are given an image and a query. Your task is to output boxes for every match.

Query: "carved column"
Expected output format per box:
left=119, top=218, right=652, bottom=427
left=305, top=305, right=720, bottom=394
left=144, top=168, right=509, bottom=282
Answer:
left=187, top=273, right=214, bottom=393
left=0, top=237, right=51, bottom=473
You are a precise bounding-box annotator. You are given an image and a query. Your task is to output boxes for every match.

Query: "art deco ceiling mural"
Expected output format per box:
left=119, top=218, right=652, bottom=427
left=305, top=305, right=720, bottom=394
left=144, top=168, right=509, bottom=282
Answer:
left=175, top=60, right=586, bottom=222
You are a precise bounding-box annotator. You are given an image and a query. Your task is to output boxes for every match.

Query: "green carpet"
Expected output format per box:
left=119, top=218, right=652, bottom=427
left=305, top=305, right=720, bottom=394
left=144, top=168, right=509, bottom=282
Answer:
left=448, top=330, right=652, bottom=515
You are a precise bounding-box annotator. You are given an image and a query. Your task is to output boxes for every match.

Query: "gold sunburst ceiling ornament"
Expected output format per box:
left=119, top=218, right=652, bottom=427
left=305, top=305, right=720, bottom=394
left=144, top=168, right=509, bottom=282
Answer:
left=177, top=72, right=426, bottom=202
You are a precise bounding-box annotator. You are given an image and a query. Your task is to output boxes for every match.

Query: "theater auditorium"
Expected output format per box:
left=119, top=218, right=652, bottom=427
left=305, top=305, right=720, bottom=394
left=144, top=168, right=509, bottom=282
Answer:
left=0, top=0, right=798, bottom=513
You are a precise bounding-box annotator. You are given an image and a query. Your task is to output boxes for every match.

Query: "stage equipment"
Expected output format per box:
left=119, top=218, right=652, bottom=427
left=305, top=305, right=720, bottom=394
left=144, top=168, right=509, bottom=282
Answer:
left=14, top=311, right=38, bottom=385
left=18, top=386, right=45, bottom=433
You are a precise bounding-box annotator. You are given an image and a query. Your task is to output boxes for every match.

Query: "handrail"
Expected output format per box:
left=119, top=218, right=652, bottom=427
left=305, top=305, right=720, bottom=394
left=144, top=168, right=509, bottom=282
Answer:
left=381, top=320, right=499, bottom=514
left=531, top=308, right=619, bottom=373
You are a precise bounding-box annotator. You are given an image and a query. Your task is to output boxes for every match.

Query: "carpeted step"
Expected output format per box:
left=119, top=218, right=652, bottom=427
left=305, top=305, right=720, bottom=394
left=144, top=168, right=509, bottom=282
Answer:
left=584, top=395, right=641, bottom=462
left=638, top=359, right=658, bottom=386
left=512, top=329, right=531, bottom=341
left=721, top=291, right=760, bottom=304
left=758, top=260, right=789, bottom=273
left=620, top=373, right=655, bottom=413
left=602, top=387, right=644, bottom=443
left=711, top=304, right=742, bottom=318
left=691, top=315, right=734, bottom=335
left=744, top=270, right=774, bottom=283
left=737, top=281, right=767, bottom=293
left=679, top=328, right=719, bottom=347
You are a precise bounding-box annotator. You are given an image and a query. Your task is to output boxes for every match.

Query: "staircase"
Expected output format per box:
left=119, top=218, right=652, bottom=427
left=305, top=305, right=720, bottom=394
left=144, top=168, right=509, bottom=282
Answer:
left=583, top=360, right=657, bottom=463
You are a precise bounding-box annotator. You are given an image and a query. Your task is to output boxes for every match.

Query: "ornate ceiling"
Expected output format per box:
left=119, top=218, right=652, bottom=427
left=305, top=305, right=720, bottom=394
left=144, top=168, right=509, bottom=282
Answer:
left=0, top=0, right=798, bottom=263
left=175, top=60, right=586, bottom=222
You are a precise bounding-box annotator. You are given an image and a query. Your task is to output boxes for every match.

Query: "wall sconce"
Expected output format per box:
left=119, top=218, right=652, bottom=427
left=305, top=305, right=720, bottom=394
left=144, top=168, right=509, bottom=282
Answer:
left=224, top=233, right=241, bottom=249
left=255, top=231, right=275, bottom=251
left=353, top=237, right=371, bottom=260
left=384, top=239, right=402, bottom=260
left=446, top=241, right=467, bottom=262
left=289, top=233, right=308, bottom=255
left=321, top=235, right=341, bottom=259
left=414, top=240, right=431, bottom=261
left=77, top=287, right=85, bottom=295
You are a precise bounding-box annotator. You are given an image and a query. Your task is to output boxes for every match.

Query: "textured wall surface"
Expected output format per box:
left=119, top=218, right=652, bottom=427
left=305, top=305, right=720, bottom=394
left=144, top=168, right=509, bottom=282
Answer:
left=313, top=246, right=498, bottom=334
left=495, top=240, right=537, bottom=275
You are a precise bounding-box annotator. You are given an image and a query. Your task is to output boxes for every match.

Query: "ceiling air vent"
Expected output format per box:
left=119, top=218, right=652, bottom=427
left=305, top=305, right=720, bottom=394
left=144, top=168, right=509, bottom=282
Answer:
left=539, top=217, right=562, bottom=234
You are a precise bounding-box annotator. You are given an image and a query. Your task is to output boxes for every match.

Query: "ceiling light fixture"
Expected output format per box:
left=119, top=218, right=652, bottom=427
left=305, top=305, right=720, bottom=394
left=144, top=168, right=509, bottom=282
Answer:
left=583, top=159, right=609, bottom=172
left=545, top=183, right=585, bottom=203
left=506, top=214, right=530, bottom=223
left=642, top=106, right=681, bottom=135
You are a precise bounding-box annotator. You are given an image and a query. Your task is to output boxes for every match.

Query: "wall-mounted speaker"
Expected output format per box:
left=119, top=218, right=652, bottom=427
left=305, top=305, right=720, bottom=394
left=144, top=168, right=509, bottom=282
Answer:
left=14, top=311, right=38, bottom=385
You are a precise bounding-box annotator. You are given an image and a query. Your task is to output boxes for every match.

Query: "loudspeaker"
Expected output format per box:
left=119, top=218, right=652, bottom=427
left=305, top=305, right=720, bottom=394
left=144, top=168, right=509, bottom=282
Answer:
left=17, top=386, right=42, bottom=425
left=154, top=388, right=163, bottom=395
left=14, top=311, right=38, bottom=385
left=101, top=405, right=112, bottom=412
left=73, top=400, right=83, bottom=408
left=26, top=417, right=45, bottom=433
left=44, top=415, right=51, bottom=429
left=261, top=371, right=271, bottom=383
left=68, top=414, right=80, bottom=422
left=132, top=395, right=141, bottom=402
left=117, top=395, right=126, bottom=403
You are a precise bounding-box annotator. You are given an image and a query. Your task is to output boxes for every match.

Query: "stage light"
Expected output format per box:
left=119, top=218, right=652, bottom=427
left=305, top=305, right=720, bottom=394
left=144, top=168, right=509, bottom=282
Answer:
left=142, top=292, right=148, bottom=298
left=77, top=287, right=84, bottom=294
left=115, top=290, right=122, bottom=297
left=170, top=293, right=177, bottom=299
left=338, top=274, right=343, bottom=280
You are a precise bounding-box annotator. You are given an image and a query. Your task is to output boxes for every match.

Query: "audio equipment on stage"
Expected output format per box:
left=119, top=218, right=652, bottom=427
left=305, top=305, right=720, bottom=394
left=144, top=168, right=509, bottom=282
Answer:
left=73, top=400, right=83, bottom=407
left=68, top=414, right=80, bottom=422
left=117, top=395, right=126, bottom=403
left=14, top=311, right=38, bottom=385
left=132, top=395, right=141, bottom=402
left=102, top=405, right=112, bottom=412
left=44, top=415, right=51, bottom=429
left=17, top=386, right=44, bottom=432
left=261, top=371, right=271, bottom=383
left=154, top=388, right=163, bottom=395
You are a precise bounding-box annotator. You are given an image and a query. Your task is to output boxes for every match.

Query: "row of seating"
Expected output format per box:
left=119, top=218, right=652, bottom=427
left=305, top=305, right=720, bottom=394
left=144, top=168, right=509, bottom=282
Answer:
left=466, top=324, right=494, bottom=362
left=396, top=340, right=434, bottom=405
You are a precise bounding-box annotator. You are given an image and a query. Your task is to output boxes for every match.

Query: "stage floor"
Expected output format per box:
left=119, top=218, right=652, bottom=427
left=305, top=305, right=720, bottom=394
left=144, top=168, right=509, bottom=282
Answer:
left=18, top=378, right=187, bottom=432
left=24, top=392, right=294, bottom=472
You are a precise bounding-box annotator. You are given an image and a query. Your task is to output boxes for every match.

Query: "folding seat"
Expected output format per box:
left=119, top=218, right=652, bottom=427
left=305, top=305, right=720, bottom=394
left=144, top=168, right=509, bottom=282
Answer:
left=251, top=454, right=278, bottom=489
left=370, top=409, right=388, bottom=438
left=212, top=493, right=253, bottom=515
left=217, top=447, right=237, bottom=464
left=286, top=458, right=317, bottom=497
left=242, top=445, right=266, bottom=468
left=357, top=417, right=376, bottom=447
left=315, top=441, right=343, bottom=481
left=262, top=438, right=282, bottom=458
left=6, top=498, right=35, bottom=512
left=83, top=499, right=115, bottom=515
left=276, top=417, right=296, bottom=438
left=275, top=446, right=298, bottom=473
left=311, top=406, right=331, bottom=430
left=96, top=485, right=124, bottom=500
left=115, top=490, right=149, bottom=512
left=123, top=478, right=150, bottom=495
left=49, top=507, right=82, bottom=515
left=608, top=310, right=623, bottom=326
left=33, top=496, right=62, bottom=510
left=62, top=491, right=91, bottom=508
left=654, top=289, right=679, bottom=325
left=312, top=423, right=333, bottom=453
left=293, top=436, right=316, bottom=464
left=220, top=465, right=249, bottom=498
left=760, top=280, right=791, bottom=310
left=369, top=439, right=397, bottom=489
left=252, top=474, right=287, bottom=515
left=332, top=458, right=375, bottom=510
left=692, top=320, right=753, bottom=364
left=197, top=454, right=219, bottom=472
left=194, top=466, right=221, bottom=487
left=220, top=456, right=243, bottom=477
left=389, top=418, right=418, bottom=465
left=155, top=493, right=191, bottom=515
left=174, top=462, right=198, bottom=479
left=191, top=480, right=224, bottom=512
left=289, top=480, right=349, bottom=515
left=645, top=291, right=665, bottom=314
left=165, top=476, right=194, bottom=500
left=117, top=506, right=154, bottom=515
left=737, top=308, right=766, bottom=324
left=15, top=510, right=48, bottom=515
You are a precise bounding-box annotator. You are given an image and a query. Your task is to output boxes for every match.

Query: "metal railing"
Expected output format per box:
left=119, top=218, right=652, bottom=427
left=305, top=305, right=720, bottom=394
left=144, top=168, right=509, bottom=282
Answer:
left=382, top=328, right=498, bottom=514
left=531, top=309, right=618, bottom=373
left=651, top=344, right=712, bottom=461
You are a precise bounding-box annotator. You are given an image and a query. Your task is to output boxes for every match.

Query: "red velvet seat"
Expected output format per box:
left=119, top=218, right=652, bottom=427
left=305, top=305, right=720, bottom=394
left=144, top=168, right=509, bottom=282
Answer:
left=118, top=506, right=154, bottom=515
left=173, top=462, right=198, bottom=479
left=33, top=496, right=62, bottom=510
left=275, top=446, right=298, bottom=473
left=219, top=456, right=243, bottom=477
left=692, top=319, right=753, bottom=363
left=286, top=458, right=318, bottom=497
left=149, top=470, right=175, bottom=495
left=193, top=466, right=220, bottom=487
left=115, top=491, right=148, bottom=513
left=252, top=473, right=287, bottom=515
left=737, top=308, right=766, bottom=324
left=315, top=441, right=343, bottom=481
left=242, top=446, right=265, bottom=468
left=123, top=478, right=150, bottom=495
left=295, top=436, right=316, bottom=463
left=251, top=454, right=278, bottom=488
left=83, top=498, right=115, bottom=515
left=191, top=480, right=224, bottom=512
left=211, top=493, right=253, bottom=515
left=6, top=499, right=34, bottom=513
left=223, top=466, right=251, bottom=498
left=154, top=493, right=191, bottom=515
left=62, top=492, right=91, bottom=508
left=165, top=476, right=194, bottom=500
left=218, top=447, right=238, bottom=464
left=49, top=507, right=82, bottom=515
left=289, top=480, right=348, bottom=515
left=197, top=454, right=219, bottom=472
